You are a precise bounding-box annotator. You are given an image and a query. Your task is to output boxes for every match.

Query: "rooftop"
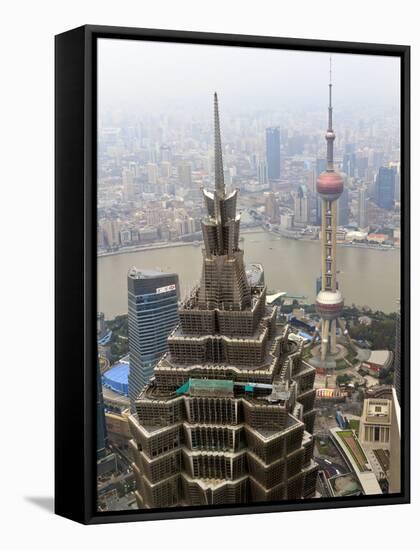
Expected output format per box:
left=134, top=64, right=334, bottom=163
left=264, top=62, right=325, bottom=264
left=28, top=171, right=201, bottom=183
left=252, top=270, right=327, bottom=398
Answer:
left=363, top=398, right=391, bottom=424
left=102, top=361, right=129, bottom=397
left=328, top=473, right=363, bottom=497
left=127, top=267, right=176, bottom=279
left=367, top=350, right=392, bottom=366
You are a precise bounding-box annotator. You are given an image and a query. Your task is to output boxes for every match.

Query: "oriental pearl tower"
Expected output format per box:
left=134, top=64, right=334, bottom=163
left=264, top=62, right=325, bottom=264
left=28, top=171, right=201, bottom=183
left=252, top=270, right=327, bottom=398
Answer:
left=315, top=59, right=345, bottom=363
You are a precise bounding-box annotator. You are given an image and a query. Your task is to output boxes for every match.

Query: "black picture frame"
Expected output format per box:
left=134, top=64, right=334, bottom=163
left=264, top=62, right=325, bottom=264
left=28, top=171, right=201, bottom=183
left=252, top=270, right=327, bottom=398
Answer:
left=55, top=24, right=410, bottom=525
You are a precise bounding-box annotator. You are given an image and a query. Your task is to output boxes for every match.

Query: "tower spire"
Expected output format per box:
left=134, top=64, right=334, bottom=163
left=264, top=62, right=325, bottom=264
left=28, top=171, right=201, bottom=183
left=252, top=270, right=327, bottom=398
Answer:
left=214, top=92, right=225, bottom=195
left=326, top=55, right=335, bottom=171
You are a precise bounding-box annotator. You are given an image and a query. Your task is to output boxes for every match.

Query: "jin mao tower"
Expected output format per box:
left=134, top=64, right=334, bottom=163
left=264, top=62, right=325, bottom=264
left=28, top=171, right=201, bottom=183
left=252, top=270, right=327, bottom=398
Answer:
left=128, top=94, right=317, bottom=508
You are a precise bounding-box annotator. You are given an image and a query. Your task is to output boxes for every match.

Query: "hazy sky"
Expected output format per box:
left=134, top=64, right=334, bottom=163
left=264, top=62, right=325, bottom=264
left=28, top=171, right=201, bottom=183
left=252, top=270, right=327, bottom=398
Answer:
left=98, top=38, right=400, bottom=117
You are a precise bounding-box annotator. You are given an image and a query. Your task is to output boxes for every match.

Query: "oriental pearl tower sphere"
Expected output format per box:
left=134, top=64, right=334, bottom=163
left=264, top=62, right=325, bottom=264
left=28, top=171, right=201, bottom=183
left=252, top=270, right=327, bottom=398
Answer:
left=315, top=60, right=345, bottom=362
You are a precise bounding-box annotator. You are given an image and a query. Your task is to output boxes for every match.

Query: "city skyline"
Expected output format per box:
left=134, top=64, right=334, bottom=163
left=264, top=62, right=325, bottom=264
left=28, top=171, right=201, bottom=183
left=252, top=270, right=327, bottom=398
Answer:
left=96, top=44, right=402, bottom=512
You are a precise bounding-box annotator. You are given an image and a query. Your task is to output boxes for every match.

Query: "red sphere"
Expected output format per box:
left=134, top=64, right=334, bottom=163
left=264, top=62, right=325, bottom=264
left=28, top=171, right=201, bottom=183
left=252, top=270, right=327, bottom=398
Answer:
left=317, top=171, right=344, bottom=200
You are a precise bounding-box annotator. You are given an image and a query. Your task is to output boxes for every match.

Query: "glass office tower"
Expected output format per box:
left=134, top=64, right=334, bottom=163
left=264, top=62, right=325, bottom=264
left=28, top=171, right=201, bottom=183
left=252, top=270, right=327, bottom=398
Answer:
left=127, top=268, right=179, bottom=407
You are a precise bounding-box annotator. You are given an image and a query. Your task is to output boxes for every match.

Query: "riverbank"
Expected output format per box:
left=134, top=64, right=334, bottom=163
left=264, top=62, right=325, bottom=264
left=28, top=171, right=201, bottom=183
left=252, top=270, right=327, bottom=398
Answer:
left=97, top=227, right=265, bottom=257
left=265, top=227, right=398, bottom=252
left=98, top=226, right=397, bottom=258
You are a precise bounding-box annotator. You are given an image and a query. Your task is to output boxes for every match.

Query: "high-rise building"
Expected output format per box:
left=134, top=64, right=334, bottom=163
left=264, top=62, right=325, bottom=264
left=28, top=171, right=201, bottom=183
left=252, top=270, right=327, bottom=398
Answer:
left=264, top=192, right=279, bottom=223
left=343, top=144, right=356, bottom=177
left=122, top=166, right=136, bottom=201
left=337, top=183, right=349, bottom=226
left=375, top=166, right=396, bottom=210
left=315, top=158, right=327, bottom=225
left=390, top=162, right=401, bottom=202
left=266, top=127, right=281, bottom=183
left=128, top=94, right=317, bottom=509
left=160, top=161, right=171, bottom=178
left=178, top=162, right=192, bottom=187
left=127, top=267, right=179, bottom=408
left=315, top=64, right=345, bottom=362
left=102, top=219, right=120, bottom=248
left=394, top=309, right=401, bottom=406
left=358, top=185, right=368, bottom=229
left=356, top=155, right=369, bottom=179
left=294, top=185, right=309, bottom=227
left=160, top=144, right=172, bottom=162
left=257, top=159, right=268, bottom=186
left=147, top=163, right=159, bottom=185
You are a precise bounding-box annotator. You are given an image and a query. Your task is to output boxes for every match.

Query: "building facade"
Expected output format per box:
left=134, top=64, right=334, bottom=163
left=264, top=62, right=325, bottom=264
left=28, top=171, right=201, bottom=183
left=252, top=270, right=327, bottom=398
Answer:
left=293, top=185, right=310, bottom=227
left=358, top=185, right=368, bottom=229
left=375, top=166, right=396, bottom=210
left=127, top=268, right=179, bottom=407
left=337, top=184, right=349, bottom=226
left=266, top=127, right=281, bottom=183
left=358, top=392, right=400, bottom=493
left=128, top=94, right=317, bottom=509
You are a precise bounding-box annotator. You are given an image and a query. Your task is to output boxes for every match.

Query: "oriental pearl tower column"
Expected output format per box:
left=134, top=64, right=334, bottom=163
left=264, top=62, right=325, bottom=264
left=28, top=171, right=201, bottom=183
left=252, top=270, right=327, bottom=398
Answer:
left=315, top=63, right=345, bottom=364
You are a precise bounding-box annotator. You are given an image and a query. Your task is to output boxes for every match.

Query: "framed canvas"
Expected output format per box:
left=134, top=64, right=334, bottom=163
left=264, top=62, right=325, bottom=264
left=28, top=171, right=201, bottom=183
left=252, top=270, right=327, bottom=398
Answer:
left=55, top=25, right=410, bottom=524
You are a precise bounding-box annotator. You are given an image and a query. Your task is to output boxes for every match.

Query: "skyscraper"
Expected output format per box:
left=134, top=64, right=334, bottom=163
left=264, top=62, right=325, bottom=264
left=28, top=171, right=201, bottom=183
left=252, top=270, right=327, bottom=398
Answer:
left=127, top=268, right=179, bottom=407
left=294, top=185, right=310, bottom=227
left=257, top=159, right=269, bottom=186
left=266, top=127, right=281, bottom=183
left=315, top=158, right=327, bottom=225
left=375, top=166, right=396, bottom=210
left=358, top=185, right=368, bottom=229
left=265, top=192, right=279, bottom=223
left=178, top=162, right=192, bottom=187
left=128, top=94, right=317, bottom=509
left=337, top=184, right=349, bottom=226
left=122, top=165, right=136, bottom=201
left=315, top=63, right=345, bottom=362
left=147, top=163, right=159, bottom=185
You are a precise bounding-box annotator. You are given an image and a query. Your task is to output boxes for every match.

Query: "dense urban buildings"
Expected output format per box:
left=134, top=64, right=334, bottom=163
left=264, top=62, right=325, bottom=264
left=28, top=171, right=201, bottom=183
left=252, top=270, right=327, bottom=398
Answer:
left=96, top=47, right=402, bottom=512
left=127, top=95, right=318, bottom=508
left=127, top=268, right=179, bottom=407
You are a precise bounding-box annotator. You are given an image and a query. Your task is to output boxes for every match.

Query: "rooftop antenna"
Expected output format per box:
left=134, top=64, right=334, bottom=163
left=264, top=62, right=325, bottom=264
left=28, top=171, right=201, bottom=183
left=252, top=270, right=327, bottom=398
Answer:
left=326, top=54, right=335, bottom=171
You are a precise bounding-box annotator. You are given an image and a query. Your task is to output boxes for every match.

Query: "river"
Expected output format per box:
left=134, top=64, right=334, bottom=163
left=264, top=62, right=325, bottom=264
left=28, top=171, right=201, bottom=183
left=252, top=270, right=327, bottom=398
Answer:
left=97, top=231, right=400, bottom=319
